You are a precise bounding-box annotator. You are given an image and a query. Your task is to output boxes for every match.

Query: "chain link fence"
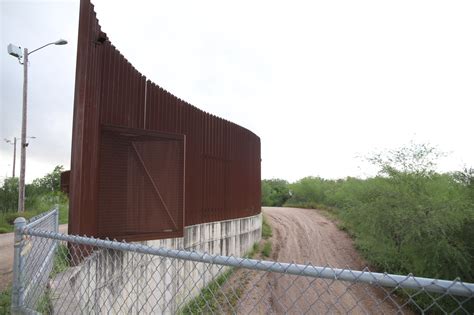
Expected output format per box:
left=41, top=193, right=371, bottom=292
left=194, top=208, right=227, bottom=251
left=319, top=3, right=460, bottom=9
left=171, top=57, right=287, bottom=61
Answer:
left=11, top=209, right=474, bottom=314
left=11, top=207, right=59, bottom=314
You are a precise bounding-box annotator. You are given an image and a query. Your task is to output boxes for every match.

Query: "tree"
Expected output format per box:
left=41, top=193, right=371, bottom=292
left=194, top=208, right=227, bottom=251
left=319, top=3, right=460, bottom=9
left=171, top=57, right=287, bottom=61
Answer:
left=261, top=179, right=290, bottom=207
left=30, top=165, right=64, bottom=194
left=0, top=177, right=19, bottom=213
left=344, top=143, right=474, bottom=282
left=288, top=177, right=330, bottom=207
left=367, top=141, right=445, bottom=177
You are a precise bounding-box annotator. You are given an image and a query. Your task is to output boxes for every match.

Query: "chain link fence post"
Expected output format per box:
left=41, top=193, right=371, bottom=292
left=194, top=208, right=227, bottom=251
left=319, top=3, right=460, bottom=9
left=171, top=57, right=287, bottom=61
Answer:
left=54, top=205, right=59, bottom=233
left=11, top=217, right=26, bottom=314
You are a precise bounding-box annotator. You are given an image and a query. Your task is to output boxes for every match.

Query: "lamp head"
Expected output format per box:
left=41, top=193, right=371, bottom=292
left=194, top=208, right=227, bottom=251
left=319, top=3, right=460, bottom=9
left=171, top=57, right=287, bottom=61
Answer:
left=7, top=44, right=23, bottom=59
left=54, top=39, right=68, bottom=45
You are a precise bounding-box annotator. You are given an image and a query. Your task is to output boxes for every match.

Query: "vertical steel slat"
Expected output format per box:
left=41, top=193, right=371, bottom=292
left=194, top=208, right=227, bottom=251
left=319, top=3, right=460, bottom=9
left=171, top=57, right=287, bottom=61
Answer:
left=147, top=82, right=155, bottom=130
left=108, top=46, right=116, bottom=126
left=124, top=62, right=132, bottom=127
left=130, top=66, right=136, bottom=127
left=119, top=55, right=126, bottom=126
left=163, top=87, right=167, bottom=130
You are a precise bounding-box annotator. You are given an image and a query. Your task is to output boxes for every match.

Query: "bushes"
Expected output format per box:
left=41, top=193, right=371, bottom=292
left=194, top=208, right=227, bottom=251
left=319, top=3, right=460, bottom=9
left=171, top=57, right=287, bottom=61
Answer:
left=0, top=165, right=68, bottom=233
left=338, top=173, right=474, bottom=280
left=261, top=179, right=290, bottom=207
left=275, top=143, right=474, bottom=312
left=268, top=144, right=474, bottom=284
left=0, top=287, right=11, bottom=315
left=0, top=177, right=18, bottom=213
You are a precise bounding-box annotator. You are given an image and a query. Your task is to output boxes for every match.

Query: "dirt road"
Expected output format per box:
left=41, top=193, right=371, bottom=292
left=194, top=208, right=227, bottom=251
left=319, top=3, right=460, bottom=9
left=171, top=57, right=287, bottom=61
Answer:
left=0, top=224, right=68, bottom=292
left=234, top=207, right=399, bottom=314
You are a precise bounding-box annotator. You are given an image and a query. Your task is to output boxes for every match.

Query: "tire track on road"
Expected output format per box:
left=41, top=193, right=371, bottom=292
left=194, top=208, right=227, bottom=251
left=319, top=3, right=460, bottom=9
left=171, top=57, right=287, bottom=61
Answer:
left=250, top=207, right=400, bottom=314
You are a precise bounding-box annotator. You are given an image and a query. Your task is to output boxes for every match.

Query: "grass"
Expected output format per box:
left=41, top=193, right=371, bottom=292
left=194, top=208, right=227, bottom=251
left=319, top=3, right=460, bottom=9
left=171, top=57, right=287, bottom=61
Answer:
left=261, top=241, right=272, bottom=258
left=0, top=287, right=11, bottom=315
left=260, top=214, right=273, bottom=258
left=36, top=290, right=54, bottom=314
left=0, top=202, right=68, bottom=234
left=179, top=241, right=261, bottom=314
left=37, top=243, right=71, bottom=312
left=51, top=244, right=70, bottom=277
left=262, top=214, right=272, bottom=239
left=245, top=242, right=260, bottom=259
left=179, top=268, right=236, bottom=314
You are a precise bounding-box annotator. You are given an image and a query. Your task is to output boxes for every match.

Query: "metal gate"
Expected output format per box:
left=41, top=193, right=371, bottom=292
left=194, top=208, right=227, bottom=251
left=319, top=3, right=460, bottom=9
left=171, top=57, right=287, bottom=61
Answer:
left=97, top=126, right=185, bottom=240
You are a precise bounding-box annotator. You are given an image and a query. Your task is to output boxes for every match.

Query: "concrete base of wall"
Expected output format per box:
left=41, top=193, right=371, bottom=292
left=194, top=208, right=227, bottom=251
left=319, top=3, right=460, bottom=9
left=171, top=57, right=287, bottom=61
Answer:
left=52, top=213, right=262, bottom=314
left=147, top=212, right=262, bottom=255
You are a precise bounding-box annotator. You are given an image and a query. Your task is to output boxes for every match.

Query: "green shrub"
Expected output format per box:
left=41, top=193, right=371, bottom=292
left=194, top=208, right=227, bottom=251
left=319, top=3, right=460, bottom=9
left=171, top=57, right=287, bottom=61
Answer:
left=262, top=215, right=272, bottom=239
left=274, top=143, right=474, bottom=313
left=0, top=287, right=11, bottom=315
left=52, top=244, right=70, bottom=276
left=261, top=179, right=290, bottom=206
left=0, top=165, right=69, bottom=233
left=180, top=268, right=235, bottom=314
left=262, top=241, right=272, bottom=257
left=3, top=211, right=37, bottom=225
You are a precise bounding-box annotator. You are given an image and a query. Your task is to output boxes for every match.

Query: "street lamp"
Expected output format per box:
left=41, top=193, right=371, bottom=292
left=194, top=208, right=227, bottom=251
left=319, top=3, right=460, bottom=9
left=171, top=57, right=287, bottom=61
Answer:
left=7, top=39, right=67, bottom=213
left=4, top=137, right=17, bottom=178
left=4, top=137, right=36, bottom=178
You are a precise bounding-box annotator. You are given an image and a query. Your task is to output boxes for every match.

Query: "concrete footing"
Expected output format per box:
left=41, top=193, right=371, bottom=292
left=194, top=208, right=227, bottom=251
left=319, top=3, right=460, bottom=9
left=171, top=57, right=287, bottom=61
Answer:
left=52, top=213, right=262, bottom=314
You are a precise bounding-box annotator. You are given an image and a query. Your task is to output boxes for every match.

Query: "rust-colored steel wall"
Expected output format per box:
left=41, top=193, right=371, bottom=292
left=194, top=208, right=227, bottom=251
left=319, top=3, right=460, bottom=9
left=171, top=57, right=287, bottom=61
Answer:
left=69, top=0, right=261, bottom=241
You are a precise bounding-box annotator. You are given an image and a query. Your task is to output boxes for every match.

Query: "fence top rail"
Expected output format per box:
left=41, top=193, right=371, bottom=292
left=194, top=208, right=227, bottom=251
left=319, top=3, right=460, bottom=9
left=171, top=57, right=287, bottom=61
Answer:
left=20, top=227, right=474, bottom=298
left=24, top=207, right=57, bottom=229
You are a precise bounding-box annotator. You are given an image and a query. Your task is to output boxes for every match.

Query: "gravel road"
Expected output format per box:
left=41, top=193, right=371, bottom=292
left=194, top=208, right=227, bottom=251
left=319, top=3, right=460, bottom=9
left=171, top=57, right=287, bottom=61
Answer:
left=235, top=207, right=400, bottom=314
left=0, top=224, right=68, bottom=292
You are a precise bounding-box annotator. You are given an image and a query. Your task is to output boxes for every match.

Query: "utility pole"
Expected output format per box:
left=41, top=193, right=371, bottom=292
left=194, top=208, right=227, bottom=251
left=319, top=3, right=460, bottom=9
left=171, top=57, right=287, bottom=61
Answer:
left=18, top=48, right=28, bottom=213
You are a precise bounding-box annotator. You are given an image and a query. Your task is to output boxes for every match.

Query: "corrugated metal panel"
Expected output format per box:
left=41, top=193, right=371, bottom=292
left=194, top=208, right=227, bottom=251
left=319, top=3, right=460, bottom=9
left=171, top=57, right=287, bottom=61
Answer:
left=69, top=0, right=261, bottom=241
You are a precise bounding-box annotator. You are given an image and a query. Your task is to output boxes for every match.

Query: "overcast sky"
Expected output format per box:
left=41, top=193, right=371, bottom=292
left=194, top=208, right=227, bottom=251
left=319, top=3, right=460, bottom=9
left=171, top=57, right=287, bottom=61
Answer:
left=1, top=0, right=473, bottom=183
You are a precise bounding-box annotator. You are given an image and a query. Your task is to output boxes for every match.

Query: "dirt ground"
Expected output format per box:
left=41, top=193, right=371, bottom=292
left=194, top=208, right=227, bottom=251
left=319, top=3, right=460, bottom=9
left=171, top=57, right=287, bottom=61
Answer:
left=0, top=224, right=68, bottom=292
left=231, top=207, right=401, bottom=314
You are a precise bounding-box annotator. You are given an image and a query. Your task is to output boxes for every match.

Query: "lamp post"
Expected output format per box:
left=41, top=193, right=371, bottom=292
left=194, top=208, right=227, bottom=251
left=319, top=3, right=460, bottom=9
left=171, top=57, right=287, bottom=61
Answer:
left=4, top=137, right=36, bottom=178
left=4, top=137, right=17, bottom=178
left=7, top=39, right=67, bottom=213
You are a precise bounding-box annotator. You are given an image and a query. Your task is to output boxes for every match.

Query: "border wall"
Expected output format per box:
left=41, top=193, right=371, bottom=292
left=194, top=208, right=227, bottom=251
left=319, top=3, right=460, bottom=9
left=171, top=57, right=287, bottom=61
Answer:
left=69, top=0, right=261, bottom=242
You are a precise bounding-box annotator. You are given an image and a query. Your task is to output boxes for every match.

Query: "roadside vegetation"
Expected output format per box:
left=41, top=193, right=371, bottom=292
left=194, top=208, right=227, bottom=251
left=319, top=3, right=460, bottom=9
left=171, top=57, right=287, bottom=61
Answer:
left=180, top=215, right=274, bottom=314
left=260, top=215, right=272, bottom=258
left=0, top=165, right=68, bottom=233
left=179, top=268, right=239, bottom=314
left=180, top=244, right=261, bottom=314
left=262, top=143, right=474, bottom=312
left=261, top=179, right=291, bottom=207
left=0, top=287, right=11, bottom=315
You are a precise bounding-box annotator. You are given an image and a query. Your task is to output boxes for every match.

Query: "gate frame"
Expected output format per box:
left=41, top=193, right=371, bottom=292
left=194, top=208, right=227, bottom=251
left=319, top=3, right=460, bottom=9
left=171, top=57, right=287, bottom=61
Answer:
left=97, top=125, right=186, bottom=241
